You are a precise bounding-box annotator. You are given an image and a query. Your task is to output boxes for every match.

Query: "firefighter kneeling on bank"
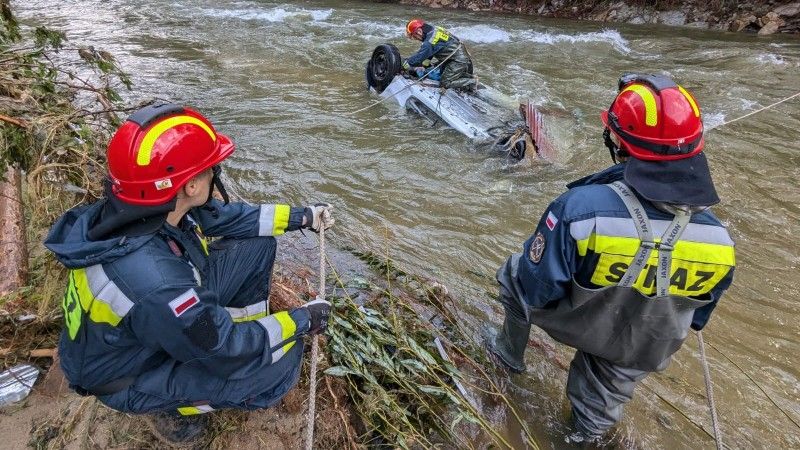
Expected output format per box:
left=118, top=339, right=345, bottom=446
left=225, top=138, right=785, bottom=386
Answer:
left=45, top=104, right=333, bottom=445
left=490, top=74, right=736, bottom=442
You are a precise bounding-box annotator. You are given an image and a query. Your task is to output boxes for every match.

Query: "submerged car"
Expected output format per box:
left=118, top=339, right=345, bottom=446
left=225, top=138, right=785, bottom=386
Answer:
left=365, top=44, right=554, bottom=162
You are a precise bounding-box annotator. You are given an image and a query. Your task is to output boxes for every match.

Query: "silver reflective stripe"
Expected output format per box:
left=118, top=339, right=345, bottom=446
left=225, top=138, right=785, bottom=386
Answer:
left=656, top=212, right=691, bottom=297
left=593, top=216, right=733, bottom=246
left=195, top=404, right=214, bottom=413
left=225, top=301, right=267, bottom=322
left=569, top=218, right=595, bottom=241
left=608, top=182, right=654, bottom=287
left=258, top=205, right=276, bottom=236
left=256, top=315, right=286, bottom=362
left=84, top=264, right=134, bottom=317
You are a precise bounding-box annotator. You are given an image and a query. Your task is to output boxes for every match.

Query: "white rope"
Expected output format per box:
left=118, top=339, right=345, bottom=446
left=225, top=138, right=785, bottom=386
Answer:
left=708, top=91, right=800, bottom=130
left=348, top=43, right=463, bottom=116
left=304, top=225, right=326, bottom=450
left=697, top=331, right=723, bottom=450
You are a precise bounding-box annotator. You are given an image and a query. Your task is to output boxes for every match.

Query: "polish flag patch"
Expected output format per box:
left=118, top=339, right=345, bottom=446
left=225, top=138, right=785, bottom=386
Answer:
left=545, top=211, right=559, bottom=231
left=169, top=289, right=200, bottom=317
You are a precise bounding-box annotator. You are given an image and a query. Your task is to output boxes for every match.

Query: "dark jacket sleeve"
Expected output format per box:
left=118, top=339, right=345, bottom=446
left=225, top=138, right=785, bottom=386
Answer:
left=405, top=32, right=436, bottom=67
left=191, top=200, right=306, bottom=238
left=130, top=283, right=310, bottom=380
left=690, top=266, right=735, bottom=330
left=515, top=196, right=578, bottom=308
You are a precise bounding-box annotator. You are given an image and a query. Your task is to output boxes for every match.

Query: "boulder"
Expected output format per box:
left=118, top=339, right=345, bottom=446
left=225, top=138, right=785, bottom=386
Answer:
left=773, top=2, right=800, bottom=17
left=658, top=10, right=687, bottom=26
left=758, top=11, right=786, bottom=35
left=731, top=14, right=758, bottom=32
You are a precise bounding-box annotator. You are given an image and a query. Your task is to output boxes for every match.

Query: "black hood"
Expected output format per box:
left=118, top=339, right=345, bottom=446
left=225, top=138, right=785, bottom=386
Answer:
left=87, top=179, right=177, bottom=241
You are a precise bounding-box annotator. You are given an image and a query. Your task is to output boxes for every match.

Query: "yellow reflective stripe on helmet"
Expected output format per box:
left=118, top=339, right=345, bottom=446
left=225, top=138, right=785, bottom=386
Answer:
left=678, top=85, right=700, bottom=117
left=621, top=84, right=658, bottom=127
left=136, top=116, right=216, bottom=166
left=272, top=204, right=291, bottom=236
left=274, top=311, right=297, bottom=353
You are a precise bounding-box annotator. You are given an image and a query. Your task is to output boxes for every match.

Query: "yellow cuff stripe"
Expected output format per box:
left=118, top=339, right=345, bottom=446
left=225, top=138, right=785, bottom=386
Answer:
left=272, top=204, right=291, bottom=236
left=136, top=116, right=216, bottom=166
left=274, top=311, right=297, bottom=353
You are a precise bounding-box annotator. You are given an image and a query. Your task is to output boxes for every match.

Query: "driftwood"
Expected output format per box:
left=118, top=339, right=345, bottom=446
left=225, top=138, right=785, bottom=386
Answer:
left=0, top=167, right=28, bottom=296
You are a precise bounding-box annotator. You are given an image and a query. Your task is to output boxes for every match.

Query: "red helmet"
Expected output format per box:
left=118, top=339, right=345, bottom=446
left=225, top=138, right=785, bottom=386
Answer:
left=406, top=19, right=425, bottom=37
left=107, top=104, right=234, bottom=205
left=601, top=74, right=703, bottom=161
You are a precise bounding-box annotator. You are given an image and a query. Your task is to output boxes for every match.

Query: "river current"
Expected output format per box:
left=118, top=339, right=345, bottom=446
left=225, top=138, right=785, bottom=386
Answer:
left=15, top=0, right=800, bottom=447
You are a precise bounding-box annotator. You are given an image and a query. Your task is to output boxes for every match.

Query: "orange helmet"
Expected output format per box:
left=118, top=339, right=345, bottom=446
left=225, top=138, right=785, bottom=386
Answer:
left=406, top=18, right=425, bottom=37
left=106, top=104, right=234, bottom=206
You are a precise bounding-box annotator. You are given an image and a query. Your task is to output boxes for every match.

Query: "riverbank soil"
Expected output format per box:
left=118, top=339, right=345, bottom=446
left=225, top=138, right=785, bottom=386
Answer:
left=395, top=0, right=800, bottom=34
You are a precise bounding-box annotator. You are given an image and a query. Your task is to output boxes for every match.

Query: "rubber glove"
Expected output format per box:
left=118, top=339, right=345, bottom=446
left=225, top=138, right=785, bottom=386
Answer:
left=303, top=203, right=334, bottom=232
left=302, top=297, right=331, bottom=335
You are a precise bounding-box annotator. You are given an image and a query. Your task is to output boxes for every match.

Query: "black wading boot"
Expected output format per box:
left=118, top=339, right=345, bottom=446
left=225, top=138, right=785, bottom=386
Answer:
left=490, top=315, right=531, bottom=374
left=144, top=412, right=209, bottom=448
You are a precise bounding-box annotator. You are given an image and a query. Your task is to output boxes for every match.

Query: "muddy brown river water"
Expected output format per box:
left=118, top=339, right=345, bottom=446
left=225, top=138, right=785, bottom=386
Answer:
left=14, top=0, right=800, bottom=447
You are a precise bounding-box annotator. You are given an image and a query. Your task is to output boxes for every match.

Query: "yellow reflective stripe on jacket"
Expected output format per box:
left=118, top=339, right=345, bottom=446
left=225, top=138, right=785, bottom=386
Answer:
left=258, top=204, right=291, bottom=236
left=226, top=301, right=268, bottom=323
left=63, top=266, right=135, bottom=339
left=570, top=215, right=735, bottom=296
left=431, top=26, right=450, bottom=44
left=578, top=233, right=735, bottom=266
left=177, top=404, right=214, bottom=415
left=194, top=224, right=209, bottom=255
left=256, top=311, right=297, bottom=362
left=590, top=252, right=730, bottom=296
left=274, top=311, right=297, bottom=354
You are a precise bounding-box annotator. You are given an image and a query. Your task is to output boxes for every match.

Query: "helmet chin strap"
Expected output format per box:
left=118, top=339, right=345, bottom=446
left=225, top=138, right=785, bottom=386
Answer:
left=603, top=128, right=620, bottom=164
left=202, top=165, right=230, bottom=217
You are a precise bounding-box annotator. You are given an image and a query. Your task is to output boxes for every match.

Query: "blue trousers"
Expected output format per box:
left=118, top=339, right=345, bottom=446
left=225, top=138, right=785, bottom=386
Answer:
left=101, top=237, right=303, bottom=415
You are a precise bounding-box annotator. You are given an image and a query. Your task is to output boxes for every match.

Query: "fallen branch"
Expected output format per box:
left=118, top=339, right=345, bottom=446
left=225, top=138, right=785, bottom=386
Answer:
left=30, top=348, right=56, bottom=358
left=0, top=113, right=28, bottom=128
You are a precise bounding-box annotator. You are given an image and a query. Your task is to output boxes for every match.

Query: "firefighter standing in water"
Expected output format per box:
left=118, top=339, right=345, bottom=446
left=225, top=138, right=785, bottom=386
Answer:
left=490, top=74, right=736, bottom=441
left=45, top=104, right=334, bottom=445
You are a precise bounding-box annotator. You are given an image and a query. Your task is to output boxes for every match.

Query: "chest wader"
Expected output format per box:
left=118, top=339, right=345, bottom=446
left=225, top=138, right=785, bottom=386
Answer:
left=434, top=31, right=474, bottom=90
left=529, top=181, right=711, bottom=372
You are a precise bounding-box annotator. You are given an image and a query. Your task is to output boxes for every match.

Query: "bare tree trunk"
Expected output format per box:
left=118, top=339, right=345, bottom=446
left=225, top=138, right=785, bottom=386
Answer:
left=0, top=167, right=28, bottom=296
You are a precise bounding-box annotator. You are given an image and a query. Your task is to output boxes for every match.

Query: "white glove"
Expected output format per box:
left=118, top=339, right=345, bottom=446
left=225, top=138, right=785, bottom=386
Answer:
left=305, top=203, right=334, bottom=232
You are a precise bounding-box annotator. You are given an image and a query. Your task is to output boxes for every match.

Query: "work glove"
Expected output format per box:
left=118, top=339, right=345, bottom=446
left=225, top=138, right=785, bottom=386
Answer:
left=303, top=203, right=334, bottom=232
left=303, top=297, right=331, bottom=335
left=402, top=60, right=410, bottom=71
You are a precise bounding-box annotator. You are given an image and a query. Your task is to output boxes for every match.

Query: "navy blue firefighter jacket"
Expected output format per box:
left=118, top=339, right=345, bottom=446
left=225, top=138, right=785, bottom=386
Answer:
left=515, top=164, right=736, bottom=330
left=44, top=197, right=311, bottom=412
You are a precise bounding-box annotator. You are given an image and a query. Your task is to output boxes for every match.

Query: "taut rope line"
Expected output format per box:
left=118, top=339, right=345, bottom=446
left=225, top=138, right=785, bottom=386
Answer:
left=697, top=331, right=723, bottom=450
left=304, top=224, right=326, bottom=450
left=708, top=91, right=800, bottom=130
